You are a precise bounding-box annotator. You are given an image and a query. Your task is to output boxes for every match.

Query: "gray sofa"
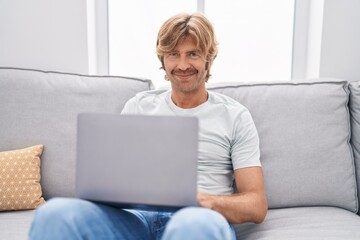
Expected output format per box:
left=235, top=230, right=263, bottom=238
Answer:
left=0, top=67, right=360, bottom=239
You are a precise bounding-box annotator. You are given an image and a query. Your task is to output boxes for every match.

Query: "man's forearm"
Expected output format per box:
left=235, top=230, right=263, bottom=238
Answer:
left=197, top=192, right=268, bottom=224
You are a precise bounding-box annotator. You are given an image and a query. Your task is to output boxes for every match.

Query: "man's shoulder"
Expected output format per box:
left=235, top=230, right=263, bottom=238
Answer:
left=207, top=91, right=253, bottom=123
left=122, top=89, right=169, bottom=114
left=208, top=90, right=245, bottom=109
left=133, top=89, right=169, bottom=102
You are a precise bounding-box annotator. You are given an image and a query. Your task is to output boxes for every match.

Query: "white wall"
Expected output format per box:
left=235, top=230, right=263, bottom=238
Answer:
left=320, top=0, right=360, bottom=81
left=0, top=0, right=359, bottom=80
left=0, top=0, right=89, bottom=74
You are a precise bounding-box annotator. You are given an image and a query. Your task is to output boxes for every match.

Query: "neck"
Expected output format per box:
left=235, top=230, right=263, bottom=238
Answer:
left=171, top=89, right=208, bottom=109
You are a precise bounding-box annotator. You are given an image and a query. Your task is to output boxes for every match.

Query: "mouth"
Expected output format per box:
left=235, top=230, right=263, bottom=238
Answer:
left=175, top=73, right=194, bottom=79
left=172, top=70, right=197, bottom=80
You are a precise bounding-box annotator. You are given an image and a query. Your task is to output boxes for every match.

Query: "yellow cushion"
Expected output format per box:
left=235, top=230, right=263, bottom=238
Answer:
left=0, top=144, right=45, bottom=211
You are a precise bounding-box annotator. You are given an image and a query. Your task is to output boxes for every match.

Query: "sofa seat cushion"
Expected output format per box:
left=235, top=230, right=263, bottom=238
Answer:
left=234, top=207, right=360, bottom=240
left=0, top=209, right=35, bottom=240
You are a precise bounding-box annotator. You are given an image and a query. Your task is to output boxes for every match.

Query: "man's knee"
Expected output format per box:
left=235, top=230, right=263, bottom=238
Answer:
left=162, top=207, right=234, bottom=240
left=170, top=207, right=225, bottom=227
left=30, top=197, right=96, bottom=238
left=33, top=198, right=88, bottom=224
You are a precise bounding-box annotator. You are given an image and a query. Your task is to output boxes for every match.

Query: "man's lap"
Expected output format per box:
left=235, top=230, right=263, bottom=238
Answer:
left=29, top=197, right=234, bottom=240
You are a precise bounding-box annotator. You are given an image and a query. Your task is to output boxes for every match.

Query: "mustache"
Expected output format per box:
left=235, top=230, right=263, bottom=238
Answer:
left=171, top=69, right=198, bottom=75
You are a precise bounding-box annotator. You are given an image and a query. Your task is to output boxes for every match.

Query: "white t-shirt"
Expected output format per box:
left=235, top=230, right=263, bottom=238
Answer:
left=121, top=89, right=261, bottom=195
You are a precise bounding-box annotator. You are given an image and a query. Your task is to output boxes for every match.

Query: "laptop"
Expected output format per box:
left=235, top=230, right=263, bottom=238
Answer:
left=75, top=113, right=199, bottom=211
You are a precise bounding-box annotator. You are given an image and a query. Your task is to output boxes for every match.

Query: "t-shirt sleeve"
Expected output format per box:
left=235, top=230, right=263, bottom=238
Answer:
left=121, top=97, right=138, bottom=115
left=231, top=109, right=261, bottom=169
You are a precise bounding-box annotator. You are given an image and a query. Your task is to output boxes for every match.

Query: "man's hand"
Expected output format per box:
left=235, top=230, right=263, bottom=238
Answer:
left=197, top=192, right=215, bottom=209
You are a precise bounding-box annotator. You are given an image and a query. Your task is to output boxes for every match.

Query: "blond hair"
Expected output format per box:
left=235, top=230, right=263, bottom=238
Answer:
left=156, top=13, right=218, bottom=80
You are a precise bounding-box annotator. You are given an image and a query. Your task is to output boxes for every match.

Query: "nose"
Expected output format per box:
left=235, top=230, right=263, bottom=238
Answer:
left=177, top=55, right=191, bottom=70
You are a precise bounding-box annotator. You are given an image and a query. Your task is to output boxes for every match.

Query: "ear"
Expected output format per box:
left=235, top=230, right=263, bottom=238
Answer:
left=205, top=60, right=213, bottom=82
left=162, top=60, right=166, bottom=70
left=159, top=56, right=166, bottom=70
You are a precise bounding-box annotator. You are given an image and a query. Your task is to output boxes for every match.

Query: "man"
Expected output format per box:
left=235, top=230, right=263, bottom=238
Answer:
left=29, top=13, right=267, bottom=240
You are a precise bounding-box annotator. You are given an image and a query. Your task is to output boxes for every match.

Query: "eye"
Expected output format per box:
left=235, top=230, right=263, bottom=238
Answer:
left=189, top=51, right=200, bottom=59
left=167, top=52, right=179, bottom=58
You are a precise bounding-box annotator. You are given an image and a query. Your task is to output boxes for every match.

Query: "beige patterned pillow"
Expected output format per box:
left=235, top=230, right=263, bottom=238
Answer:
left=0, top=144, right=45, bottom=211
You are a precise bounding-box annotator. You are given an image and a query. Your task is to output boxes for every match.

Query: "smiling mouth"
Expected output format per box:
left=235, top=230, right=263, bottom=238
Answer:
left=175, top=73, right=194, bottom=77
left=172, top=70, right=197, bottom=79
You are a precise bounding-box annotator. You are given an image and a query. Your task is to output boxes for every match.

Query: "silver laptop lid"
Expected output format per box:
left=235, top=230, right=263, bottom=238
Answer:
left=76, top=113, right=198, bottom=211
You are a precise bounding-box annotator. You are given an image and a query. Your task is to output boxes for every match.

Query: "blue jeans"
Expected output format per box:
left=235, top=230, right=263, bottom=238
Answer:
left=29, top=198, right=235, bottom=240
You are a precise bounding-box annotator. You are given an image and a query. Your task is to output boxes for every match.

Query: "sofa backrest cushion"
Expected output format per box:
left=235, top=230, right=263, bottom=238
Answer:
left=349, top=80, right=360, bottom=214
left=0, top=67, right=153, bottom=199
left=208, top=79, right=357, bottom=212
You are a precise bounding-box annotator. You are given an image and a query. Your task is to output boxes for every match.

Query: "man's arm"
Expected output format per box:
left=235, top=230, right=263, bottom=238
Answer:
left=197, top=166, right=268, bottom=224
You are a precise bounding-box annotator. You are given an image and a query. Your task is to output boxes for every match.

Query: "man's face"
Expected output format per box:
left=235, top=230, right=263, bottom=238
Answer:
left=163, top=37, right=208, bottom=94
